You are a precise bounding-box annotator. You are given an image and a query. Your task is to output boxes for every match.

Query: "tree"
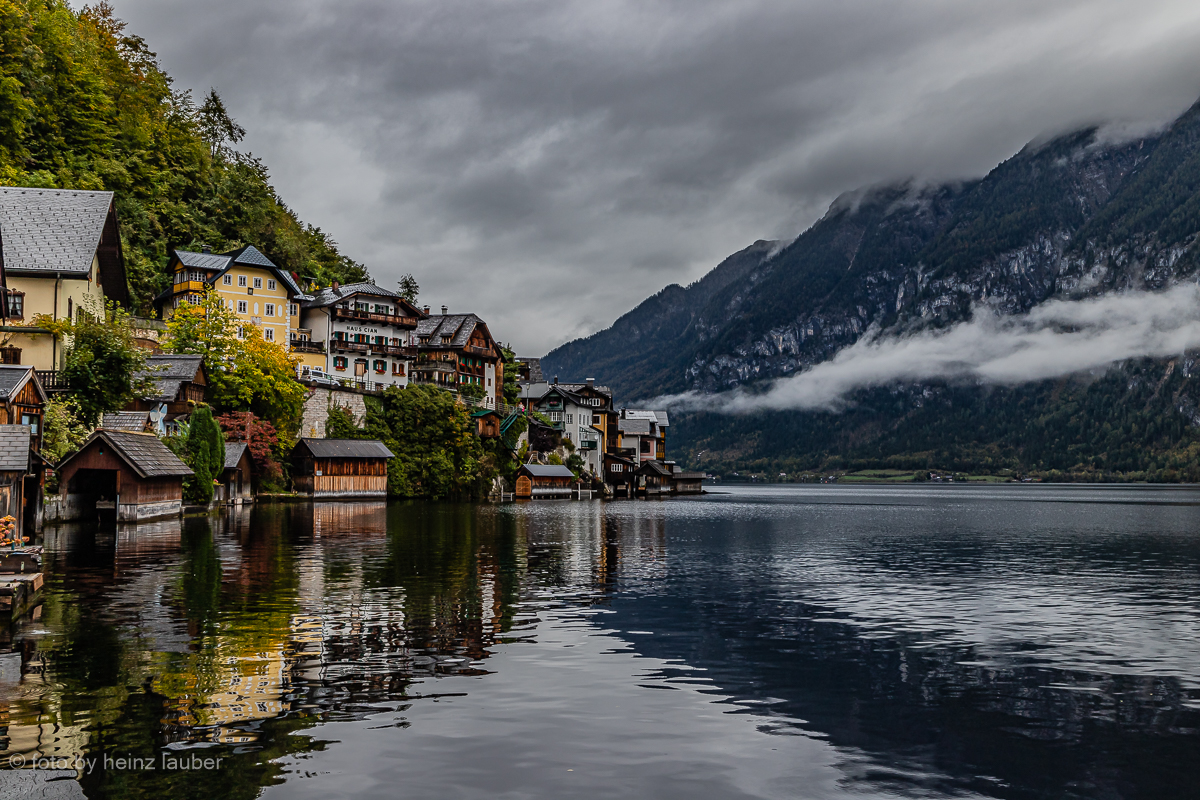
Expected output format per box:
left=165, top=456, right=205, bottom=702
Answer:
left=500, top=346, right=520, bottom=406
left=197, top=88, right=245, bottom=159
left=459, top=381, right=485, bottom=401
left=40, top=298, right=151, bottom=424
left=365, top=384, right=483, bottom=500
left=166, top=288, right=306, bottom=438
left=216, top=411, right=283, bottom=490
left=184, top=405, right=224, bottom=504
left=397, top=274, right=419, bottom=304
left=42, top=398, right=91, bottom=464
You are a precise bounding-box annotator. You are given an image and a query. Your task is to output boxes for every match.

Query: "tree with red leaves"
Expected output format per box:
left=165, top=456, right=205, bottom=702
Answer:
left=216, top=411, right=285, bottom=490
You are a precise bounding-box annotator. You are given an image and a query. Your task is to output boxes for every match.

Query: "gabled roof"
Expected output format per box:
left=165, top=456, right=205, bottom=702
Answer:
left=519, top=463, right=575, bottom=478
left=301, top=282, right=424, bottom=317
left=296, top=438, right=395, bottom=459
left=0, top=365, right=45, bottom=403
left=168, top=244, right=302, bottom=296
left=637, top=460, right=673, bottom=477
left=0, top=425, right=32, bottom=471
left=134, top=355, right=204, bottom=402
left=415, top=314, right=495, bottom=351
left=0, top=187, right=112, bottom=276
left=101, top=411, right=150, bottom=431
left=618, top=419, right=651, bottom=435
left=623, top=410, right=659, bottom=422
left=223, top=441, right=249, bottom=470
left=471, top=408, right=501, bottom=419
left=59, top=430, right=192, bottom=477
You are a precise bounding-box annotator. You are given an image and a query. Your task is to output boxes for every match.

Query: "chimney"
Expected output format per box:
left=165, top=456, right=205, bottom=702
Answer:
left=332, top=280, right=340, bottom=291
left=586, top=377, right=595, bottom=388
left=422, top=304, right=431, bottom=315
left=201, top=244, right=211, bottom=254
left=553, top=375, right=558, bottom=385
left=441, top=305, right=448, bottom=315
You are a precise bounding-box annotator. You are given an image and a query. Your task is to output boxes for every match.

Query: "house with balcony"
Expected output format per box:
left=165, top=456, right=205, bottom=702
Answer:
left=297, top=282, right=425, bottom=389
left=518, top=378, right=614, bottom=477
left=0, top=187, right=130, bottom=372
left=617, top=409, right=669, bottom=464
left=412, top=311, right=504, bottom=404
left=125, top=354, right=207, bottom=435
left=153, top=245, right=304, bottom=347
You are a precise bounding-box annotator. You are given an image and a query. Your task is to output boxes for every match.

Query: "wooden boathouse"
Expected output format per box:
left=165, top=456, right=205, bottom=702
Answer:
left=291, top=438, right=394, bottom=498
left=54, top=430, right=192, bottom=522
left=515, top=463, right=575, bottom=499
left=0, top=425, right=37, bottom=539
left=219, top=442, right=254, bottom=504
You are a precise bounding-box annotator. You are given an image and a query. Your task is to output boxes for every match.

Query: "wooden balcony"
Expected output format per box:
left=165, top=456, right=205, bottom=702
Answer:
left=463, top=345, right=494, bottom=358
left=332, top=306, right=419, bottom=328
left=331, top=340, right=369, bottom=353
left=290, top=340, right=326, bottom=354
left=35, top=370, right=70, bottom=393
left=172, top=279, right=208, bottom=293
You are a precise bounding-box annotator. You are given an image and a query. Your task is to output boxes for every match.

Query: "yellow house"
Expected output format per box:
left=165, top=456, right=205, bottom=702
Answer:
left=0, top=187, right=130, bottom=371
left=155, top=245, right=304, bottom=348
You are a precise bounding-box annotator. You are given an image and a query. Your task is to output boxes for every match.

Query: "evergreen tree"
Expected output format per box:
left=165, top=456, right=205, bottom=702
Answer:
left=184, top=405, right=224, bottom=504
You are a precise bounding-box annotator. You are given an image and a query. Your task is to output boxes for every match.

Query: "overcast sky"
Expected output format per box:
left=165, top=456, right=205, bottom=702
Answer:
left=115, top=0, right=1200, bottom=355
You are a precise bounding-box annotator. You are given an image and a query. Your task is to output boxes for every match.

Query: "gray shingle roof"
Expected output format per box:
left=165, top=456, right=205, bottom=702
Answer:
left=415, top=314, right=491, bottom=349
left=134, top=355, right=203, bottom=402
left=520, top=464, right=575, bottom=478
left=174, top=249, right=232, bottom=271
left=230, top=244, right=275, bottom=267
left=302, top=281, right=407, bottom=310
left=0, top=187, right=112, bottom=276
left=224, top=441, right=248, bottom=470
left=60, top=430, right=192, bottom=477
left=0, top=365, right=37, bottom=401
left=298, top=438, right=395, bottom=459
left=618, top=419, right=651, bottom=435
left=101, top=411, right=150, bottom=431
left=0, top=425, right=32, bottom=471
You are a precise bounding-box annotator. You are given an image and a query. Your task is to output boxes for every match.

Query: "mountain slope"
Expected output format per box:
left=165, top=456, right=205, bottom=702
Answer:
left=541, top=97, right=1200, bottom=477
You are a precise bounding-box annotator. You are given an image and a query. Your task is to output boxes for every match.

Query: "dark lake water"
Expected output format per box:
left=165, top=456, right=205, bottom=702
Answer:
left=2, top=485, right=1199, bottom=799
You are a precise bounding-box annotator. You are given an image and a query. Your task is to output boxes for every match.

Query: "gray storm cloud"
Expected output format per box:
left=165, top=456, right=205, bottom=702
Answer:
left=657, top=285, right=1200, bottom=414
left=113, top=0, right=1200, bottom=353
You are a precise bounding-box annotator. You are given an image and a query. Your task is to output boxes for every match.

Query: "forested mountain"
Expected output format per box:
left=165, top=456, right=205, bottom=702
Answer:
left=543, top=97, right=1200, bottom=479
left=0, top=0, right=366, bottom=312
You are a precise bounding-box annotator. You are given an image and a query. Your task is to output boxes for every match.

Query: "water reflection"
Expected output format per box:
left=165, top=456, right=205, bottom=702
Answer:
left=0, top=487, right=1195, bottom=799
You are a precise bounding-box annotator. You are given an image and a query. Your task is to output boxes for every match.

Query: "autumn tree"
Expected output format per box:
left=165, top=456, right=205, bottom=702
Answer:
left=216, top=411, right=284, bottom=490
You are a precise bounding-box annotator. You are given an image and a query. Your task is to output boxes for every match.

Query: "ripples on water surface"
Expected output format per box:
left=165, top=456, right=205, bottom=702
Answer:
left=1, top=485, right=1198, bottom=799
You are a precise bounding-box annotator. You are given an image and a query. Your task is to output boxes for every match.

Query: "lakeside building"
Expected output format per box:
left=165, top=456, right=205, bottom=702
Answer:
left=0, top=424, right=41, bottom=540
left=617, top=409, right=668, bottom=464
left=55, top=430, right=192, bottom=522
left=125, top=354, right=207, bottom=435
left=518, top=377, right=615, bottom=477
left=291, top=438, right=395, bottom=498
left=0, top=366, right=46, bottom=452
left=219, top=442, right=254, bottom=505
left=297, top=282, right=425, bottom=388
left=412, top=311, right=505, bottom=406
left=515, top=463, right=575, bottom=499
left=154, top=245, right=304, bottom=347
left=0, top=187, right=130, bottom=371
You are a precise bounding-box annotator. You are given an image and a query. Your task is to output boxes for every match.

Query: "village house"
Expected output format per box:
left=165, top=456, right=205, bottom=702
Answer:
left=54, top=430, right=192, bottom=522
left=617, top=409, right=668, bottom=464
left=154, top=245, right=304, bottom=347
left=518, top=378, right=614, bottom=477
left=219, top=442, right=254, bottom=505
left=125, top=354, right=206, bottom=435
left=297, top=282, right=424, bottom=388
left=291, top=438, right=394, bottom=498
left=411, top=310, right=504, bottom=405
left=0, top=425, right=43, bottom=540
left=0, top=365, right=46, bottom=452
left=514, top=463, right=576, bottom=499
left=0, top=187, right=130, bottom=372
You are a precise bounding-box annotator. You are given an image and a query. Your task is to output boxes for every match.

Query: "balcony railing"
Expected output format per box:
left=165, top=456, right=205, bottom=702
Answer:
left=332, top=306, right=419, bottom=328
left=35, top=370, right=70, bottom=392
left=331, top=340, right=369, bottom=353
left=290, top=340, right=326, bottom=354
left=463, top=345, right=494, bottom=357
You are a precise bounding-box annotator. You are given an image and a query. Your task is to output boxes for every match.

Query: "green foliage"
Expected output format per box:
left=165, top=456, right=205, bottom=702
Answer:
left=53, top=297, right=150, bottom=423
left=365, top=384, right=484, bottom=500
left=183, top=405, right=224, bottom=504
left=565, top=452, right=586, bottom=480
left=458, top=381, right=485, bottom=401
left=397, top=273, right=419, bottom=304
left=324, top=405, right=361, bottom=439
left=216, top=411, right=284, bottom=491
left=0, top=0, right=366, bottom=313
left=500, top=346, right=520, bottom=406
left=42, top=397, right=90, bottom=464
left=166, top=288, right=305, bottom=438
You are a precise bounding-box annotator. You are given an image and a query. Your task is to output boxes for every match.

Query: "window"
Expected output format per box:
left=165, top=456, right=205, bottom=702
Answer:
left=610, top=463, right=623, bottom=472
left=265, top=328, right=274, bottom=341
left=334, top=356, right=347, bottom=370
left=265, top=303, right=276, bottom=317
left=237, top=300, right=248, bottom=313
left=333, top=331, right=344, bottom=340
left=20, top=414, right=38, bottom=435
left=289, top=304, right=298, bottom=316
left=267, top=279, right=276, bottom=290
left=4, top=291, right=23, bottom=319
left=566, top=414, right=573, bottom=424
left=374, top=359, right=387, bottom=373
left=548, top=411, right=562, bottom=422
left=253, top=277, right=263, bottom=289
left=237, top=327, right=246, bottom=339
left=392, top=362, right=404, bottom=375
left=238, top=275, right=247, bottom=287
left=592, top=414, right=601, bottom=424
left=375, top=335, right=386, bottom=345
left=223, top=274, right=232, bottom=285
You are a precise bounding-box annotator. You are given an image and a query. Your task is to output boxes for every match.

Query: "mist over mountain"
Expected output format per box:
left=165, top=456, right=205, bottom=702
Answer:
left=542, top=98, right=1200, bottom=478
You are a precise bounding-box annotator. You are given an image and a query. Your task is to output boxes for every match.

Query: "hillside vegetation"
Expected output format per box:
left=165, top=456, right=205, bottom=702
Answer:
left=0, top=0, right=366, bottom=311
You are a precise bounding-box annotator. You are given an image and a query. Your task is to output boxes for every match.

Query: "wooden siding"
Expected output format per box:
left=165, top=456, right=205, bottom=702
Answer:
left=57, top=440, right=183, bottom=506
left=294, top=474, right=387, bottom=497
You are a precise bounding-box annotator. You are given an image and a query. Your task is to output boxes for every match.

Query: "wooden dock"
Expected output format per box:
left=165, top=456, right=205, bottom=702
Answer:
left=0, top=547, right=44, bottom=621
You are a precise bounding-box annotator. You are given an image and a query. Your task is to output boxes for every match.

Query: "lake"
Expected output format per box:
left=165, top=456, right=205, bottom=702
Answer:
left=2, top=484, right=1198, bottom=799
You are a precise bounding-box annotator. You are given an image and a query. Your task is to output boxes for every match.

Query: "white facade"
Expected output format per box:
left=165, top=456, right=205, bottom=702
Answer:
left=298, top=287, right=419, bottom=389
